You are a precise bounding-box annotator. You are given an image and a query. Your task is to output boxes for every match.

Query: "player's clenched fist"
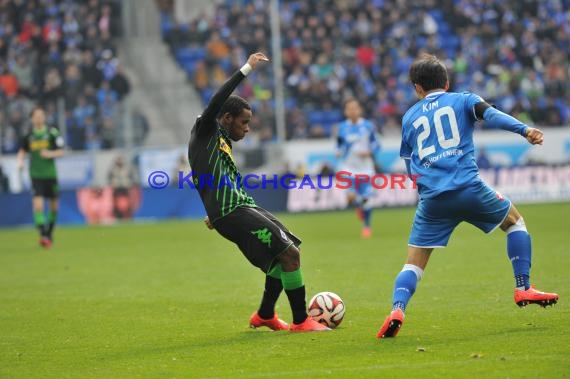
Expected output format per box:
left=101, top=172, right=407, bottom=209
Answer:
left=246, top=52, right=269, bottom=69
left=204, top=216, right=214, bottom=230
left=525, top=127, right=544, bottom=145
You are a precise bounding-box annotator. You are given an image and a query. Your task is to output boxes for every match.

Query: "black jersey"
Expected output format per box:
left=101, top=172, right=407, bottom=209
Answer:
left=188, top=70, right=256, bottom=223
left=21, top=126, right=63, bottom=179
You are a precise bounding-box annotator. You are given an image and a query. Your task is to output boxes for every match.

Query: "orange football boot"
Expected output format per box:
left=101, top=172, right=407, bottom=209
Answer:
left=249, top=312, right=289, bottom=331
left=289, top=317, right=331, bottom=332
left=377, top=308, right=405, bottom=339
left=514, top=285, right=559, bottom=307
left=40, top=237, right=52, bottom=249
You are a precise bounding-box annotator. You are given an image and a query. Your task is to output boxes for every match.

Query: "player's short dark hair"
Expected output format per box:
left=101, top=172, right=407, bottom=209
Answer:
left=219, top=95, right=251, bottom=118
left=29, top=105, right=45, bottom=118
left=344, top=98, right=360, bottom=107
left=409, top=54, right=448, bottom=92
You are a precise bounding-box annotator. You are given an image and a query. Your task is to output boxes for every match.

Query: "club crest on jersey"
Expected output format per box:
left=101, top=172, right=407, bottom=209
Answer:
left=219, top=137, right=234, bottom=161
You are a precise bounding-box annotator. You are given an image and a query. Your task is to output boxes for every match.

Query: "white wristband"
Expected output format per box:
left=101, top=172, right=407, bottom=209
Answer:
left=240, top=63, right=252, bottom=76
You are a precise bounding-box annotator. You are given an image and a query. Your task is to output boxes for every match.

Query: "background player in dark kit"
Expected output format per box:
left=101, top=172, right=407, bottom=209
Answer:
left=17, top=106, right=65, bottom=248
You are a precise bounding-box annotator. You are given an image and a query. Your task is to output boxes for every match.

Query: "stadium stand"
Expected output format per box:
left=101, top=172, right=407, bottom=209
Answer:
left=158, top=0, right=570, bottom=141
left=0, top=0, right=136, bottom=154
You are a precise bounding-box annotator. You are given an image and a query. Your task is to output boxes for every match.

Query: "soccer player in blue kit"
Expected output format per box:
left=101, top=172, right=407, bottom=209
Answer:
left=377, top=55, right=559, bottom=339
left=336, top=99, right=381, bottom=238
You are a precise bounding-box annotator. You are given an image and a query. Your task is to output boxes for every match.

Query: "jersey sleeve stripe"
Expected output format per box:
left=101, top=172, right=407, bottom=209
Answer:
left=206, top=134, right=216, bottom=150
left=208, top=143, right=218, bottom=164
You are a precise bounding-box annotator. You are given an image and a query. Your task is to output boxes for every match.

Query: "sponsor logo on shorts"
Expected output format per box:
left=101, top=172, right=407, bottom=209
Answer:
left=496, top=191, right=504, bottom=201
left=251, top=228, right=272, bottom=247
left=279, top=229, right=288, bottom=241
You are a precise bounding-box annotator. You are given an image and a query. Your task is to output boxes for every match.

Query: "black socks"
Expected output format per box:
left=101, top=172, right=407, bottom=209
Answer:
left=257, top=275, right=283, bottom=319
left=285, top=286, right=308, bottom=324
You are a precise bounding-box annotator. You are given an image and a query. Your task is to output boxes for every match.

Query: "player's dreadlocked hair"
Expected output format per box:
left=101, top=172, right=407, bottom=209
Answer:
left=409, top=54, right=448, bottom=92
left=218, top=95, right=251, bottom=119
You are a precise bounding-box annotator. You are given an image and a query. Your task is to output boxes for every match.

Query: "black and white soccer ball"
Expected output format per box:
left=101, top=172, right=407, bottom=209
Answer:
left=308, top=291, right=345, bottom=328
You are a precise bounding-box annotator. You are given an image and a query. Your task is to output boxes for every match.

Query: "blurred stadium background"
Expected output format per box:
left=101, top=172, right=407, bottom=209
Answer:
left=0, top=0, right=569, bottom=226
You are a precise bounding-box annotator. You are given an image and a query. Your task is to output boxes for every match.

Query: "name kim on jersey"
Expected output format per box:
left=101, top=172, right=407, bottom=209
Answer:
left=422, top=101, right=439, bottom=112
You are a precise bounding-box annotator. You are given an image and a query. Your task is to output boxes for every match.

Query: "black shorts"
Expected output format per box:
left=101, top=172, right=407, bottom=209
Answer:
left=31, top=178, right=59, bottom=198
left=214, top=206, right=302, bottom=273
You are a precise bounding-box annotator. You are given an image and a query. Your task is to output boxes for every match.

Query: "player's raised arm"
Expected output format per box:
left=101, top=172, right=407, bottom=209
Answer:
left=197, top=52, right=269, bottom=131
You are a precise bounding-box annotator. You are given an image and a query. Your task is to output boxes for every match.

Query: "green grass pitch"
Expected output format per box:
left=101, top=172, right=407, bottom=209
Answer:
left=1, top=202, right=568, bottom=378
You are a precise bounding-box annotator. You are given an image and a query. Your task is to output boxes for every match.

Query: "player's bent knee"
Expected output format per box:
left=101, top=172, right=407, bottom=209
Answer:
left=402, top=264, right=424, bottom=281
left=501, top=206, right=525, bottom=232
left=278, top=245, right=300, bottom=272
left=32, top=199, right=43, bottom=212
left=505, top=217, right=527, bottom=234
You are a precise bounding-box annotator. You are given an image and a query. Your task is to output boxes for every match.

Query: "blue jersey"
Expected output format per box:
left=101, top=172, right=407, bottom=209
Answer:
left=337, top=118, right=380, bottom=175
left=400, top=91, right=485, bottom=198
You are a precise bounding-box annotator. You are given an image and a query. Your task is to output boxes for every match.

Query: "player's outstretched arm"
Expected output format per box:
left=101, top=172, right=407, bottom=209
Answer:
left=474, top=101, right=528, bottom=138
left=198, top=52, right=269, bottom=127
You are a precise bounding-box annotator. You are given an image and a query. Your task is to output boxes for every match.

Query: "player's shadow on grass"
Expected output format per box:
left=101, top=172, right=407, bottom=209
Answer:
left=241, top=328, right=343, bottom=338
left=96, top=328, right=317, bottom=363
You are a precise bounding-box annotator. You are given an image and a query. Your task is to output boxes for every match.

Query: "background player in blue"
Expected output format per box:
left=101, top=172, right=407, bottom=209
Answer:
left=377, top=55, right=559, bottom=339
left=336, top=99, right=380, bottom=238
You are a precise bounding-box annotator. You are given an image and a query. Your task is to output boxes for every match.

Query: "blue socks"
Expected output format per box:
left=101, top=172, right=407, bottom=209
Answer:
left=392, top=271, right=417, bottom=312
left=363, top=207, right=372, bottom=228
left=388, top=218, right=532, bottom=318
left=391, top=265, right=423, bottom=312
left=507, top=230, right=532, bottom=290
left=359, top=197, right=372, bottom=228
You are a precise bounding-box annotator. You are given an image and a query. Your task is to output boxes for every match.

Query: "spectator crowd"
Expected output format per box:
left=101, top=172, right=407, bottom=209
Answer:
left=0, top=0, right=134, bottom=154
left=159, top=0, right=570, bottom=142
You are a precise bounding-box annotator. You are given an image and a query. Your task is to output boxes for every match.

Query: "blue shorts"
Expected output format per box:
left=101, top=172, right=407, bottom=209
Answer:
left=339, top=174, right=374, bottom=199
left=409, top=180, right=511, bottom=248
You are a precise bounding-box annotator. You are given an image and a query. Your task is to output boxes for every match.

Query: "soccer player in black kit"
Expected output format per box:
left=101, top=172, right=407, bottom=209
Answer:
left=188, top=52, right=329, bottom=332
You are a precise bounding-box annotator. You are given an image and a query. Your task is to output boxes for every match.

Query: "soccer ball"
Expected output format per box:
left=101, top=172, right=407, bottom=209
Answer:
left=308, top=291, right=345, bottom=328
